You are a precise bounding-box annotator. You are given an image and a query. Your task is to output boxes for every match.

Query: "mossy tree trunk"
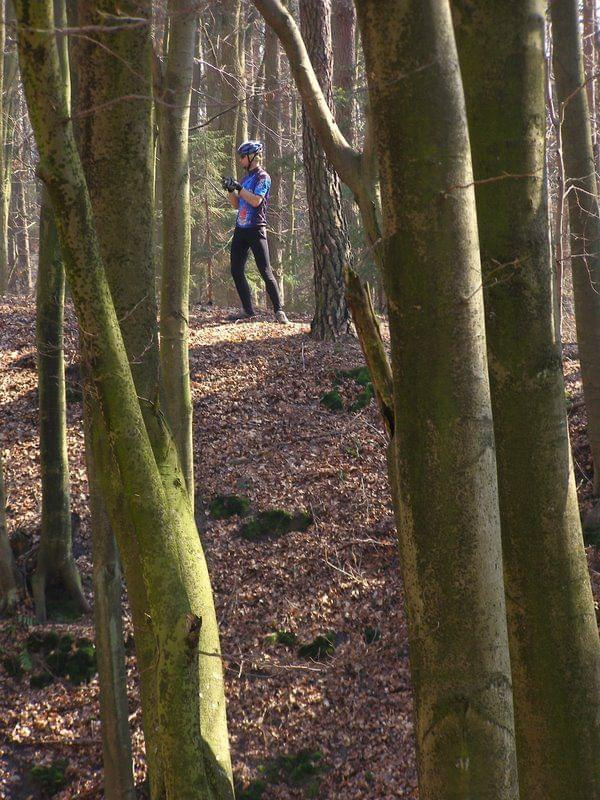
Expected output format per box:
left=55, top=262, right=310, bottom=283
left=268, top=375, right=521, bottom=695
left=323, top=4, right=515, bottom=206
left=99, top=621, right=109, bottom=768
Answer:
left=453, top=4, right=600, bottom=798
left=16, top=2, right=234, bottom=798
left=353, top=2, right=519, bottom=798
left=299, top=0, right=352, bottom=340
left=0, top=449, right=19, bottom=614
left=33, top=190, right=88, bottom=623
left=157, top=0, right=197, bottom=503
left=550, top=0, right=600, bottom=496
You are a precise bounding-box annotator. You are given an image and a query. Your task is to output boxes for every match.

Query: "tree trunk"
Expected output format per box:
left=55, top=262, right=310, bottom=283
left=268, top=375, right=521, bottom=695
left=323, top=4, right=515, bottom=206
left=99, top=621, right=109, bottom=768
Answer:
left=331, top=0, right=355, bottom=147
left=354, top=1, right=519, bottom=797
left=454, top=3, right=600, bottom=798
left=0, top=0, right=18, bottom=296
left=551, top=0, right=600, bottom=496
left=33, top=191, right=89, bottom=623
left=157, top=0, right=197, bottom=503
left=31, top=1, right=233, bottom=797
left=299, top=0, right=351, bottom=339
left=264, top=24, right=284, bottom=298
left=0, top=448, right=19, bottom=614
left=13, top=158, right=32, bottom=293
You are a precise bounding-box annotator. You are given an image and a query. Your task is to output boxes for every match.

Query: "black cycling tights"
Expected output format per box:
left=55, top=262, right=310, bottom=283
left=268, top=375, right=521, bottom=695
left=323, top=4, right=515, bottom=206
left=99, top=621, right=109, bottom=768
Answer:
left=230, top=226, right=282, bottom=314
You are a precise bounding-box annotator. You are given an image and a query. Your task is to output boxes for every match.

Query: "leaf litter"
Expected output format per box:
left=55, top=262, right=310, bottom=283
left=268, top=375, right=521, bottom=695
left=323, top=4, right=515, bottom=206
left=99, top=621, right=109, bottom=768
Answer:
left=0, top=301, right=597, bottom=799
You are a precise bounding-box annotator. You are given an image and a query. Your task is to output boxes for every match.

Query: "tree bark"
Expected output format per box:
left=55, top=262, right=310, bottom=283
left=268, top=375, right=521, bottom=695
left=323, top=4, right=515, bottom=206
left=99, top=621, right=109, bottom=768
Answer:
left=331, top=0, right=356, bottom=147
left=18, top=2, right=234, bottom=798
left=454, top=3, right=600, bottom=798
left=264, top=24, right=284, bottom=298
left=157, top=0, right=197, bottom=503
left=300, top=0, right=351, bottom=339
left=354, top=1, right=519, bottom=797
left=0, top=448, right=19, bottom=614
left=33, top=191, right=89, bottom=623
left=551, top=0, right=600, bottom=495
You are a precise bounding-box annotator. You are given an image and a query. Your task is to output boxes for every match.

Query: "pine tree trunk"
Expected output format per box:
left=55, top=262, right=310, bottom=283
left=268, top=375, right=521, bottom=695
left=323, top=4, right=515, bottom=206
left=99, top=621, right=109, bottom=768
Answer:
left=331, top=0, right=355, bottom=147
left=354, top=1, right=519, bottom=797
left=33, top=191, right=88, bottom=623
left=0, top=449, right=19, bottom=614
left=551, top=0, right=600, bottom=496
left=300, top=0, right=351, bottom=339
left=158, top=0, right=197, bottom=503
left=454, top=3, right=600, bottom=798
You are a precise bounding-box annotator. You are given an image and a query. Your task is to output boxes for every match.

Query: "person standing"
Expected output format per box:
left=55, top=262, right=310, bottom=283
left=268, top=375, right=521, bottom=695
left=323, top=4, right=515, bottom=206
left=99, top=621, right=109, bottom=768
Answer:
left=222, top=140, right=290, bottom=323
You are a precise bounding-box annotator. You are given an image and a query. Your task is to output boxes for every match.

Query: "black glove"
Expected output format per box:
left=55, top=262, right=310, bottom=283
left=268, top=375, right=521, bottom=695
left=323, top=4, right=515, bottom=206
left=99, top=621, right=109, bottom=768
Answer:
left=221, top=176, right=242, bottom=192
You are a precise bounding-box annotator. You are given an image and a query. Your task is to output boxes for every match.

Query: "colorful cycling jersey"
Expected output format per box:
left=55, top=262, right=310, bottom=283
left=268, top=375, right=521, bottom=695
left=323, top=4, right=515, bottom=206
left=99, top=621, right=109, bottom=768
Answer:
left=236, top=167, right=271, bottom=228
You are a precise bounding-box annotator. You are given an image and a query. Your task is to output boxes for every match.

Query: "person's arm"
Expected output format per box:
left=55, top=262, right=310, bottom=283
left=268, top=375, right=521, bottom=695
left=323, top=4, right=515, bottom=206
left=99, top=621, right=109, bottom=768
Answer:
left=238, top=187, right=263, bottom=208
left=227, top=190, right=240, bottom=209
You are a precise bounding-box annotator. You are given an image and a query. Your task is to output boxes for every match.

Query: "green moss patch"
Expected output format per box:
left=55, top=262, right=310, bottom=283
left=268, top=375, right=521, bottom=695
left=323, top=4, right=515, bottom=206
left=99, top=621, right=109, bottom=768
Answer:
left=3, top=631, right=96, bottom=686
left=262, top=749, right=326, bottom=797
left=209, top=493, right=251, bottom=519
left=264, top=630, right=298, bottom=647
left=240, top=509, right=312, bottom=541
left=321, top=365, right=374, bottom=414
left=364, top=626, right=381, bottom=646
left=298, top=633, right=336, bottom=661
left=45, top=589, right=85, bottom=622
left=29, top=758, right=69, bottom=796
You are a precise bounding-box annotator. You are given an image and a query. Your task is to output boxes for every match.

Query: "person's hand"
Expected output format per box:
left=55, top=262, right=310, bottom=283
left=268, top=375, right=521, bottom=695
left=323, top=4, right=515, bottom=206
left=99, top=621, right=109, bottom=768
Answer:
left=221, top=176, right=242, bottom=192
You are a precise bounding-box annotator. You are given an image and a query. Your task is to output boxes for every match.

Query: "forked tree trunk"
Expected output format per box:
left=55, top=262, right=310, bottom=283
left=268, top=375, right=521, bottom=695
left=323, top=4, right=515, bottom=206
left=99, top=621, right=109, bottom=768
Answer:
left=454, top=3, right=600, bottom=798
left=354, top=1, right=519, bottom=797
left=300, top=0, right=351, bottom=339
left=33, top=191, right=88, bottom=623
left=16, top=2, right=234, bottom=798
left=551, top=0, right=600, bottom=497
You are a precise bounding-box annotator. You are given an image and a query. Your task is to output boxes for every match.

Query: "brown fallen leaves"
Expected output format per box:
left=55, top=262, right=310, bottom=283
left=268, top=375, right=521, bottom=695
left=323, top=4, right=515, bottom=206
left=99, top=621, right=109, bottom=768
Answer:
left=0, top=301, right=597, bottom=799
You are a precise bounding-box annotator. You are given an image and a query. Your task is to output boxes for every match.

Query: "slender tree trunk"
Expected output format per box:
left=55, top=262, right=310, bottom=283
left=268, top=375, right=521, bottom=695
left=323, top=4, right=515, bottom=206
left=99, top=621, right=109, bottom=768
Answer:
left=331, top=0, right=355, bottom=147
left=264, top=25, right=284, bottom=298
left=300, top=0, right=351, bottom=339
left=157, top=0, right=197, bottom=503
left=354, top=2, right=519, bottom=797
left=454, top=4, right=600, bottom=799
left=0, top=0, right=17, bottom=295
left=0, top=449, right=19, bottom=614
left=33, top=192, right=89, bottom=623
left=85, top=409, right=135, bottom=800
left=551, top=0, right=600, bottom=496
left=13, top=160, right=32, bottom=293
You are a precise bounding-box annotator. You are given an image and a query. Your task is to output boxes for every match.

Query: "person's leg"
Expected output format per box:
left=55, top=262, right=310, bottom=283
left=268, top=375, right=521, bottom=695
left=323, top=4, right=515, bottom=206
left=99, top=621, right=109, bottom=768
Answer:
left=249, top=227, right=283, bottom=312
left=230, top=227, right=255, bottom=315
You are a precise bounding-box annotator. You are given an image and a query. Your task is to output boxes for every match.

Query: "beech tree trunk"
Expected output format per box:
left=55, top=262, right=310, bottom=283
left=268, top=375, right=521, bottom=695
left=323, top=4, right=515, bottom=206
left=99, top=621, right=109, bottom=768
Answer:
left=551, top=0, right=600, bottom=496
left=454, top=3, right=600, bottom=798
left=331, top=0, right=356, bottom=147
left=17, top=2, right=234, bottom=798
left=158, top=0, right=197, bottom=503
left=299, top=0, right=351, bottom=339
left=354, top=1, right=519, bottom=797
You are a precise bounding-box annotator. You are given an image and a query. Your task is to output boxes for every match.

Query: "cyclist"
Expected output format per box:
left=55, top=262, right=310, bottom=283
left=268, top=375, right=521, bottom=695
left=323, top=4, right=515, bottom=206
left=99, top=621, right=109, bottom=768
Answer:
left=222, top=140, right=289, bottom=323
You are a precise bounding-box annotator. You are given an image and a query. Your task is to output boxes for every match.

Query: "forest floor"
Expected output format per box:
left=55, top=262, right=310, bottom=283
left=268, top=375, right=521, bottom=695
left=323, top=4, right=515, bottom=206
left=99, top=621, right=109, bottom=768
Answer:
left=0, top=299, right=598, bottom=799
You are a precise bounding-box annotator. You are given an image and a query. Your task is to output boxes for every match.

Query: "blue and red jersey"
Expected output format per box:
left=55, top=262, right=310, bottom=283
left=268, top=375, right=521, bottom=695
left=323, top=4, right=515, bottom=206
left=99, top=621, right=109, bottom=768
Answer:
left=236, top=167, right=271, bottom=228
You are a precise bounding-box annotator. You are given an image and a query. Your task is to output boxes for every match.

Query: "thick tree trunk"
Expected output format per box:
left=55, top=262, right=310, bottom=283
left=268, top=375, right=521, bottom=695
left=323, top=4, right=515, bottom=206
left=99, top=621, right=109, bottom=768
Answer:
left=300, top=0, right=351, bottom=339
left=24, top=2, right=233, bottom=798
left=454, top=4, right=600, bottom=798
left=551, top=0, right=600, bottom=496
left=0, top=449, right=19, bottom=614
left=354, top=1, right=519, bottom=798
left=157, top=0, right=197, bottom=503
left=33, top=192, right=88, bottom=623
